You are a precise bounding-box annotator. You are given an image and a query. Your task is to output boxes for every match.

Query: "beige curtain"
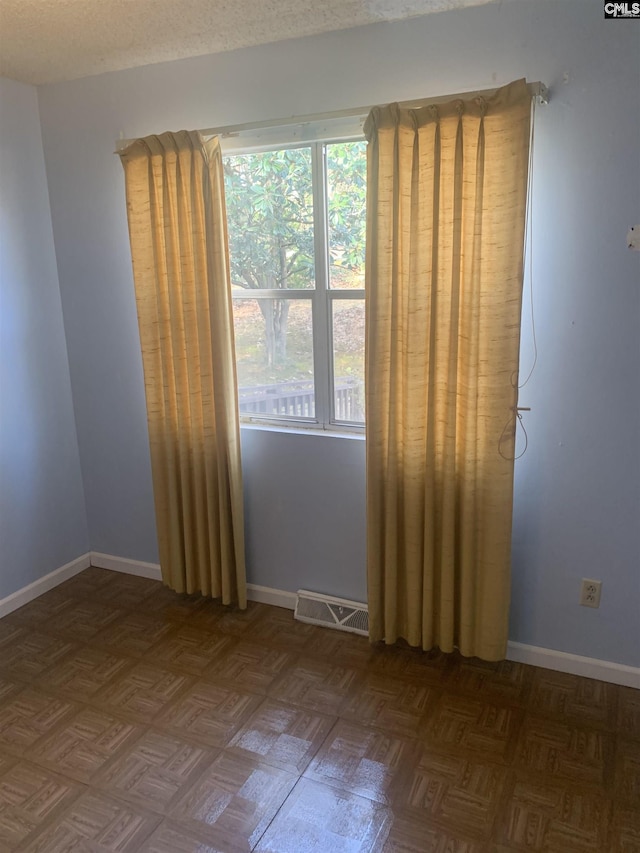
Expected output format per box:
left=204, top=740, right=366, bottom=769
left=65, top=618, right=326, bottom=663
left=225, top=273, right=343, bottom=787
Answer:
left=119, top=131, right=246, bottom=607
left=365, top=80, right=531, bottom=660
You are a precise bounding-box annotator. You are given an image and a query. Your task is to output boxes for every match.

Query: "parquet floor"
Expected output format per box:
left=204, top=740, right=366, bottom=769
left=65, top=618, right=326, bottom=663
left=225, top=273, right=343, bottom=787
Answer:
left=0, top=568, right=637, bottom=852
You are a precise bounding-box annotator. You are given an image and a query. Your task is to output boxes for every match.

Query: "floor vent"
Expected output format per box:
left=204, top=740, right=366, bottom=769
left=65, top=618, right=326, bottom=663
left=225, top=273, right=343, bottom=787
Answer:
left=294, top=590, right=369, bottom=636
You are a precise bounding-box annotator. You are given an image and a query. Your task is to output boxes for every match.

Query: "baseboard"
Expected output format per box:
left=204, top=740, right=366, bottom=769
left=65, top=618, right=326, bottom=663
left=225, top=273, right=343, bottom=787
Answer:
left=89, top=552, right=297, bottom=610
left=245, top=583, right=297, bottom=610
left=0, top=553, right=91, bottom=619
left=90, top=552, right=162, bottom=580
left=507, top=641, right=640, bottom=689
left=3, top=551, right=637, bottom=688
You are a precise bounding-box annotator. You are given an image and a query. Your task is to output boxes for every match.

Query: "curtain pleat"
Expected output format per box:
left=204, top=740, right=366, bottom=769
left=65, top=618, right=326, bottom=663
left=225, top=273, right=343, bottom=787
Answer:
left=120, top=131, right=246, bottom=607
left=365, top=80, right=531, bottom=660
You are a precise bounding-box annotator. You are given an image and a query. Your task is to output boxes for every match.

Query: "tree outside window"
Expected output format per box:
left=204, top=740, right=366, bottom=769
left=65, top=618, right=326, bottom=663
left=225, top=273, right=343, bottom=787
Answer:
left=223, top=140, right=366, bottom=427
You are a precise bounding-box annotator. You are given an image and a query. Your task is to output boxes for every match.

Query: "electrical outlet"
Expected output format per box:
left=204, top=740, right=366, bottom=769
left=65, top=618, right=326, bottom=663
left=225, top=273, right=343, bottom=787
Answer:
left=579, top=579, right=602, bottom=608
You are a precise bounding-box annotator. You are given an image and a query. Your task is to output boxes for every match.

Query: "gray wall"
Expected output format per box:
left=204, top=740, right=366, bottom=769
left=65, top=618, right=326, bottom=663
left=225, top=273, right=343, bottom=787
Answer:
left=37, top=0, right=639, bottom=665
left=0, top=77, right=89, bottom=598
left=241, top=429, right=366, bottom=602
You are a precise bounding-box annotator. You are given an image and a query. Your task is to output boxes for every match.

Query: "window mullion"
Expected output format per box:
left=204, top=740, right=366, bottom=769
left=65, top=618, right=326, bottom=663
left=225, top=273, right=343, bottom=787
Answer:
left=311, top=142, right=331, bottom=427
left=232, top=289, right=312, bottom=299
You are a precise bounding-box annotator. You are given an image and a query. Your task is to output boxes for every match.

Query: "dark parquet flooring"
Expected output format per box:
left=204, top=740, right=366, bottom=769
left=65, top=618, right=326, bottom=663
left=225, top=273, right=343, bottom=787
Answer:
left=0, top=568, right=637, bottom=851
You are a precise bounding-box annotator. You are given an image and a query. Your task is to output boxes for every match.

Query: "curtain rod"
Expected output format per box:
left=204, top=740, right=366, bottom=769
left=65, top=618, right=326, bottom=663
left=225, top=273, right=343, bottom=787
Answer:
left=116, top=81, right=548, bottom=150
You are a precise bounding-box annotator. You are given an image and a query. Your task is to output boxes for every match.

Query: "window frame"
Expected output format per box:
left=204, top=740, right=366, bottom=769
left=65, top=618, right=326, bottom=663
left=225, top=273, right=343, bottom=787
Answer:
left=222, top=131, right=366, bottom=433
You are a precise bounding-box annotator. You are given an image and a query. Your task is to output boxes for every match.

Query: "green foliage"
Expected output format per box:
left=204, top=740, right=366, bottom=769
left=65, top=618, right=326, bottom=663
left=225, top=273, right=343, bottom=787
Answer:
left=223, top=142, right=367, bottom=291
left=223, top=147, right=315, bottom=290
left=223, top=141, right=367, bottom=369
left=326, top=141, right=367, bottom=278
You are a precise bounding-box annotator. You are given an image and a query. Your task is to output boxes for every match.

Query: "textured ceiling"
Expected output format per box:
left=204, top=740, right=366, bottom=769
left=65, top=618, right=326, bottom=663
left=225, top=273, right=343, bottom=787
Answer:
left=0, top=0, right=497, bottom=86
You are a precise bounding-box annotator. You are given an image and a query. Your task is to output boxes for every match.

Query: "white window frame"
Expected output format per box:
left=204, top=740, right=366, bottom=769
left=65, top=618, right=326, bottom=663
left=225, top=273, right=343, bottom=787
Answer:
left=221, top=121, right=366, bottom=433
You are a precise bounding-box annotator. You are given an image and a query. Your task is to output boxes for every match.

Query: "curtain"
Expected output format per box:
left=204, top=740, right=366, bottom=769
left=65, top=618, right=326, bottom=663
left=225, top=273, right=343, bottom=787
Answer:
left=365, top=79, right=531, bottom=660
left=119, top=131, right=246, bottom=607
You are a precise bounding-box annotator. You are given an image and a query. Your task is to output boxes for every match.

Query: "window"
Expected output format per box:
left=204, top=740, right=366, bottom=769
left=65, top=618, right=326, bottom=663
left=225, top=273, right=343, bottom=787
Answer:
left=223, top=138, right=366, bottom=429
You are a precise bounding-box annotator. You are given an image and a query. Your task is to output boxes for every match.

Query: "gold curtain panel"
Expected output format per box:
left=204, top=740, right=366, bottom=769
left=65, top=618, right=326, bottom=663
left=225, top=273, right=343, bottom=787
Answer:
left=365, top=79, right=532, bottom=660
left=119, top=131, right=246, bottom=606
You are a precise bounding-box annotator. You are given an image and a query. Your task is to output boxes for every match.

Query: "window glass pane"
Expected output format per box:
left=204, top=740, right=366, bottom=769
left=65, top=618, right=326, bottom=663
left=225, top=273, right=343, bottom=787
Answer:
left=233, top=298, right=315, bottom=418
left=326, top=141, right=367, bottom=290
left=332, top=299, right=365, bottom=422
left=224, top=148, right=315, bottom=291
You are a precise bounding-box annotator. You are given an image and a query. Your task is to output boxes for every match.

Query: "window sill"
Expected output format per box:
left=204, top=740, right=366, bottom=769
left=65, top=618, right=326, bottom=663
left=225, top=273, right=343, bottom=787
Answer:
left=239, top=422, right=365, bottom=441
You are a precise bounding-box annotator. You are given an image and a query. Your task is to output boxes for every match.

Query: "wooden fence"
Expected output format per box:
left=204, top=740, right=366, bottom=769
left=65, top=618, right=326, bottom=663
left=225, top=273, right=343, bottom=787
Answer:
left=239, top=378, right=363, bottom=422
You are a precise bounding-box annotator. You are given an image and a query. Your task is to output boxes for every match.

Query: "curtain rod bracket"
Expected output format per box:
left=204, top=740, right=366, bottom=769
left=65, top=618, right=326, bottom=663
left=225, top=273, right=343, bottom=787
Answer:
left=535, top=83, right=549, bottom=105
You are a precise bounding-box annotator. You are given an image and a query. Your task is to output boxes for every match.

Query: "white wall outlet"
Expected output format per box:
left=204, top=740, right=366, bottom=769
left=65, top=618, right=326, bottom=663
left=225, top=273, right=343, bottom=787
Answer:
left=579, top=578, right=602, bottom=608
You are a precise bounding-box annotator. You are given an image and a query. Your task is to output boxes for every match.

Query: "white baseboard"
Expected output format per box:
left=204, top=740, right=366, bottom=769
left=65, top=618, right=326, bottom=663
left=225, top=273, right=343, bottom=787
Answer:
left=0, top=553, right=91, bottom=619
left=90, top=552, right=162, bottom=580
left=89, top=552, right=297, bottom=610
left=245, top=583, right=297, bottom=610
left=2, top=551, right=637, bottom=688
left=507, top=641, right=639, bottom=689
